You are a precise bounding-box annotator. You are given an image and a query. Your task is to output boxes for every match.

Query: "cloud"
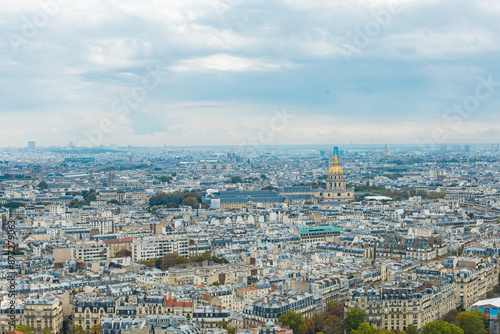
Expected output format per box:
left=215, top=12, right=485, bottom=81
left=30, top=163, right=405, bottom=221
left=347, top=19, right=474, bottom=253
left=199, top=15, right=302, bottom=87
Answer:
left=169, top=54, right=292, bottom=72
left=0, top=0, right=499, bottom=147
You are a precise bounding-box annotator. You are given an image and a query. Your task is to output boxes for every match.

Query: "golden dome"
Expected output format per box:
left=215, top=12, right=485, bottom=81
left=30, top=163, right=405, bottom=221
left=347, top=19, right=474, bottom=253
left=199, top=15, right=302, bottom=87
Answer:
left=328, top=154, right=344, bottom=174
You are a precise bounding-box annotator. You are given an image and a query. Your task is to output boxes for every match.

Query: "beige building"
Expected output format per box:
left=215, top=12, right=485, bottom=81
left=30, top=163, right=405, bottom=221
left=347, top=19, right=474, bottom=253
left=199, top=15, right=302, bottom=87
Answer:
left=455, top=258, right=500, bottom=309
left=346, top=279, right=456, bottom=332
left=72, top=241, right=110, bottom=262
left=72, top=297, right=116, bottom=332
left=24, top=295, right=64, bottom=334
left=103, top=237, right=133, bottom=257
left=0, top=297, right=24, bottom=333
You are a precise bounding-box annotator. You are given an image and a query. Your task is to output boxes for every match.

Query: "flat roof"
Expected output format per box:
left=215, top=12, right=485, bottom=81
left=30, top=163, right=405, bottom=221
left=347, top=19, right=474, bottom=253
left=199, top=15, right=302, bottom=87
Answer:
left=298, top=226, right=342, bottom=234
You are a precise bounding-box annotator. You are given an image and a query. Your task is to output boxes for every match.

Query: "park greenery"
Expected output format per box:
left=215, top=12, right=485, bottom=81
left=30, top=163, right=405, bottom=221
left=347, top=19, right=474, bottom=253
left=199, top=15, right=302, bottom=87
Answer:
left=148, top=189, right=203, bottom=209
left=136, top=251, right=229, bottom=271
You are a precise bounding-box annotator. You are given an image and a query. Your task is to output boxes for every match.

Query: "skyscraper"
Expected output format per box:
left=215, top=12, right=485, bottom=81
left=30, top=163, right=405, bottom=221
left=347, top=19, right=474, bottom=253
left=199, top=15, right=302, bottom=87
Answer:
left=28, top=141, right=36, bottom=150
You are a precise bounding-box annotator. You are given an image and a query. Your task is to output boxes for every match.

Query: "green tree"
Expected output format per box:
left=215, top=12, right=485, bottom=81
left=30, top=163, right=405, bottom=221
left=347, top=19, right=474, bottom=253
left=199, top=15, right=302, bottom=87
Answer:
left=279, top=310, right=304, bottom=334
left=14, top=325, right=36, bottom=334
left=182, top=196, right=200, bottom=209
left=217, top=321, right=236, bottom=334
left=342, top=308, right=366, bottom=333
left=230, top=175, right=243, bottom=183
left=456, top=310, right=487, bottom=334
left=158, top=175, right=172, bottom=183
left=37, top=180, right=48, bottom=189
left=311, top=312, right=324, bottom=332
left=405, top=324, right=419, bottom=334
left=69, top=325, right=88, bottom=334
left=422, top=320, right=463, bottom=334
left=41, top=327, right=52, bottom=334
left=302, top=317, right=315, bottom=334
left=161, top=252, right=179, bottom=270
left=351, top=322, right=380, bottom=334
left=114, top=249, right=132, bottom=257
left=173, top=256, right=189, bottom=265
left=443, top=309, right=458, bottom=325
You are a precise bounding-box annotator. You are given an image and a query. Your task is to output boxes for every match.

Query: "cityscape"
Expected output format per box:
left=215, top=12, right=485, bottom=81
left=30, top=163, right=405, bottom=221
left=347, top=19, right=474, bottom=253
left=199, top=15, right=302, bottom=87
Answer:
left=1, top=143, right=500, bottom=334
left=2, top=0, right=500, bottom=334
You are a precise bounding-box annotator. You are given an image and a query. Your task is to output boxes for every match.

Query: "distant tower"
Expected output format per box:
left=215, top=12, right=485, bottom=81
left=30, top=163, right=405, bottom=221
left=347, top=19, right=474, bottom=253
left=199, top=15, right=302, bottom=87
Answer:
left=383, top=144, right=390, bottom=156
left=108, top=168, right=115, bottom=186
left=28, top=141, right=36, bottom=150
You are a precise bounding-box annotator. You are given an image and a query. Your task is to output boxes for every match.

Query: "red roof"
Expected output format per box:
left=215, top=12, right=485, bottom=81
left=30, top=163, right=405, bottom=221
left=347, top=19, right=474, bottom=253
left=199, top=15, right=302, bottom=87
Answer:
left=165, top=298, right=193, bottom=308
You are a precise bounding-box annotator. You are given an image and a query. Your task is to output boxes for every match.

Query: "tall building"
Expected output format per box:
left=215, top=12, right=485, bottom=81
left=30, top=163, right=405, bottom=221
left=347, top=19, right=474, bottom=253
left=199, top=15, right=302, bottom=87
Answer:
left=383, top=144, right=390, bottom=156
left=132, top=235, right=189, bottom=261
left=28, top=141, right=36, bottom=150
left=24, top=296, right=64, bottom=334
left=315, top=153, right=354, bottom=202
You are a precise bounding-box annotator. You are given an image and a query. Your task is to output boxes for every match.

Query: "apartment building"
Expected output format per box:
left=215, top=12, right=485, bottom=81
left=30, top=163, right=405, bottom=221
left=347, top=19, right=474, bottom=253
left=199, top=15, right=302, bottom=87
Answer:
left=24, top=296, right=64, bottom=334
left=102, top=237, right=133, bottom=257
left=132, top=235, right=189, bottom=261
left=455, top=258, right=500, bottom=309
left=242, top=291, right=317, bottom=327
left=346, top=279, right=456, bottom=332
left=72, top=241, right=110, bottom=262
left=73, top=297, right=117, bottom=331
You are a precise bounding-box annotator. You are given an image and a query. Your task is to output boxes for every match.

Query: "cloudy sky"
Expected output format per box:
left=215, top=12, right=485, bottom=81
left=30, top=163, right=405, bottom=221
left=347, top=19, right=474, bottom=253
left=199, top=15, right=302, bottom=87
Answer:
left=1, top=0, right=499, bottom=148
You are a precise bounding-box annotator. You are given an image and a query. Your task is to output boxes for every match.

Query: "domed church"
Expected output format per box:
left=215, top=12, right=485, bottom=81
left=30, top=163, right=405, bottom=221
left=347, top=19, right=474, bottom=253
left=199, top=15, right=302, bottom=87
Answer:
left=315, top=153, right=354, bottom=202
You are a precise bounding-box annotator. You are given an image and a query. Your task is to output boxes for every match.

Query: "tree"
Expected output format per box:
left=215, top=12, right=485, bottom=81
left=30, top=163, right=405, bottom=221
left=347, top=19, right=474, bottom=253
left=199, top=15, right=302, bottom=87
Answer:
left=89, top=324, right=102, bottom=334
left=279, top=310, right=304, bottom=334
left=261, top=174, right=267, bottom=179
left=456, top=310, right=487, bottom=334
left=322, top=301, right=344, bottom=334
left=173, top=256, right=188, bottom=265
left=217, top=321, right=236, bottom=334
left=182, top=197, right=199, bottom=209
left=342, top=308, right=366, bottom=334
left=14, top=325, right=36, bottom=334
left=421, top=320, right=463, bottom=334
left=302, top=317, right=315, bottom=334
left=161, top=252, right=179, bottom=270
left=114, top=249, right=132, bottom=257
left=311, top=313, right=324, bottom=332
left=155, top=258, right=162, bottom=269
left=230, top=176, right=243, bottom=183
left=351, top=323, right=381, bottom=334
left=405, top=324, right=419, bottom=334
left=41, top=327, right=52, bottom=334
left=69, top=325, right=88, bottom=334
left=443, top=309, right=458, bottom=325
left=158, top=175, right=172, bottom=183
left=37, top=181, right=48, bottom=189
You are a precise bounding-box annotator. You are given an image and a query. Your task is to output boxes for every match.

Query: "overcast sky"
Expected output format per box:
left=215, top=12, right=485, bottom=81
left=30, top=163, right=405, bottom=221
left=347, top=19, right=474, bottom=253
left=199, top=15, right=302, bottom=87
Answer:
left=1, top=0, right=499, bottom=148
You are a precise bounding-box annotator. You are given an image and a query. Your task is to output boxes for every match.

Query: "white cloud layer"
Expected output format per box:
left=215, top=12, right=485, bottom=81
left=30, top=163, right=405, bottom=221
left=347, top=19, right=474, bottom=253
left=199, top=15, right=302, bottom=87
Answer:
left=0, top=0, right=499, bottom=147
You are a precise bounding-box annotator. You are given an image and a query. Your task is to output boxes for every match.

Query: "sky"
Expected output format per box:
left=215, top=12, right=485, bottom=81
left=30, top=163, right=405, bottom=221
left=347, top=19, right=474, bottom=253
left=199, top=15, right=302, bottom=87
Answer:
left=1, top=0, right=499, bottom=148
